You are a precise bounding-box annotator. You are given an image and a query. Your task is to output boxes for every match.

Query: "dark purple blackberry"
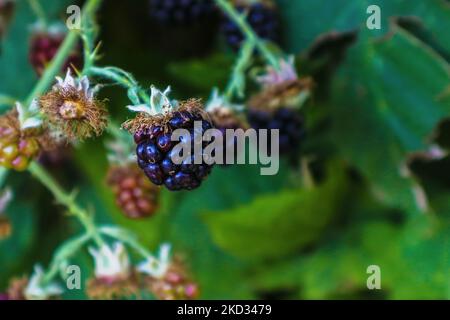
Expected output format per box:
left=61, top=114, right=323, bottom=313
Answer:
left=221, top=2, right=280, bottom=50
left=247, top=107, right=305, bottom=155
left=134, top=108, right=214, bottom=191
left=149, top=0, right=215, bottom=25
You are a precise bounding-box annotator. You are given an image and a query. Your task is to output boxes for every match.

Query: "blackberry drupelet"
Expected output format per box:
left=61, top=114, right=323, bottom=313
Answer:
left=149, top=0, right=214, bottom=25
left=107, top=165, right=160, bottom=219
left=132, top=104, right=214, bottom=191
left=221, top=0, right=280, bottom=50
left=0, top=112, right=41, bottom=171
left=145, top=260, right=199, bottom=300
left=247, top=107, right=305, bottom=155
left=29, top=31, right=82, bottom=76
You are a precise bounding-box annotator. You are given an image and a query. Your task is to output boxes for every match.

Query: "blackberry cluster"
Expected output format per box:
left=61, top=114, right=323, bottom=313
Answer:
left=146, top=261, right=199, bottom=300
left=134, top=109, right=214, bottom=191
left=247, top=107, right=305, bottom=155
left=29, top=32, right=82, bottom=76
left=0, top=130, right=40, bottom=171
left=149, top=0, right=214, bottom=25
left=221, top=2, right=279, bottom=50
left=107, top=165, right=159, bottom=219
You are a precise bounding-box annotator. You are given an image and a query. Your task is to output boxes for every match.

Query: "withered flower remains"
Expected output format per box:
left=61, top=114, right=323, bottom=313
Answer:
left=40, top=70, right=108, bottom=140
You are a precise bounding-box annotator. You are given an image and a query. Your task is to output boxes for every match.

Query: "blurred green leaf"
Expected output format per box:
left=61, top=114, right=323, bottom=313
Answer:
left=277, top=0, right=450, bottom=55
left=203, top=164, right=349, bottom=261
left=168, top=53, right=233, bottom=94
left=0, top=0, right=72, bottom=98
left=329, top=26, right=450, bottom=213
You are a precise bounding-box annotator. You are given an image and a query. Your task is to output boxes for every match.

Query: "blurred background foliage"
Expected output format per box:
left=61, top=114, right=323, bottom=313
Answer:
left=0, top=0, right=449, bottom=299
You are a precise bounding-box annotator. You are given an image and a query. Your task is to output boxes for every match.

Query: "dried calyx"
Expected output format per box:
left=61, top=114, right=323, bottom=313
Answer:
left=40, top=69, right=108, bottom=140
left=87, top=242, right=139, bottom=299
left=205, top=89, right=246, bottom=130
left=250, top=57, right=314, bottom=111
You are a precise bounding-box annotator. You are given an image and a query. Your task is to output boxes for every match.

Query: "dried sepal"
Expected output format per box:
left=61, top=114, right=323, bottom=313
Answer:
left=248, top=76, right=314, bottom=111
left=206, top=89, right=247, bottom=130
left=86, top=273, right=140, bottom=300
left=40, top=70, right=108, bottom=140
left=143, top=257, right=199, bottom=300
left=123, top=98, right=207, bottom=134
left=86, top=242, right=139, bottom=299
left=6, top=276, right=28, bottom=300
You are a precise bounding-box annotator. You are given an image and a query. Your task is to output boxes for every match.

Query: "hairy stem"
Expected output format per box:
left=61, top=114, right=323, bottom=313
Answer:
left=89, top=66, right=149, bottom=103
left=214, top=0, right=279, bottom=69
left=225, top=40, right=255, bottom=99
left=41, top=232, right=92, bottom=284
left=28, top=162, right=104, bottom=248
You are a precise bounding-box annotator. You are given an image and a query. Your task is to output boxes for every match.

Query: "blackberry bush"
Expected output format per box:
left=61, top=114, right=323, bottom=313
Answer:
left=149, top=0, right=215, bottom=25
left=107, top=165, right=160, bottom=219
left=124, top=89, right=214, bottom=191
left=221, top=0, right=280, bottom=50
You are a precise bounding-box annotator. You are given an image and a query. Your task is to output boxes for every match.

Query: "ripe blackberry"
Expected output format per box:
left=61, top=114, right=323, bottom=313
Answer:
left=107, top=165, right=160, bottom=219
left=247, top=107, right=305, bottom=155
left=149, top=0, right=215, bottom=25
left=125, top=96, right=214, bottom=192
left=248, top=59, right=314, bottom=155
left=29, top=27, right=82, bottom=76
left=221, top=0, right=280, bottom=50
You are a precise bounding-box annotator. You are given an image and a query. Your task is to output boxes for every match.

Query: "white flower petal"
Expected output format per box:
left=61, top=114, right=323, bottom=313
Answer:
left=21, top=117, right=43, bottom=130
left=126, top=104, right=153, bottom=114
left=89, top=242, right=130, bottom=279
left=24, top=265, right=63, bottom=300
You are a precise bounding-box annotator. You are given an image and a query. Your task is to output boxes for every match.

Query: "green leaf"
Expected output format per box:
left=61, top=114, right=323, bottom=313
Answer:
left=203, top=164, right=349, bottom=261
left=277, top=0, right=450, bottom=56
left=329, top=26, right=450, bottom=213
left=168, top=53, right=234, bottom=95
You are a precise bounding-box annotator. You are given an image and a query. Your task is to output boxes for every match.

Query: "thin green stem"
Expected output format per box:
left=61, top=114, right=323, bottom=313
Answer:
left=225, top=40, right=255, bottom=99
left=0, top=94, right=18, bottom=107
left=25, top=0, right=104, bottom=106
left=89, top=66, right=149, bottom=103
left=28, top=162, right=104, bottom=248
left=28, top=0, right=47, bottom=26
left=41, top=232, right=92, bottom=284
left=214, top=0, right=279, bottom=69
left=98, top=226, right=154, bottom=260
